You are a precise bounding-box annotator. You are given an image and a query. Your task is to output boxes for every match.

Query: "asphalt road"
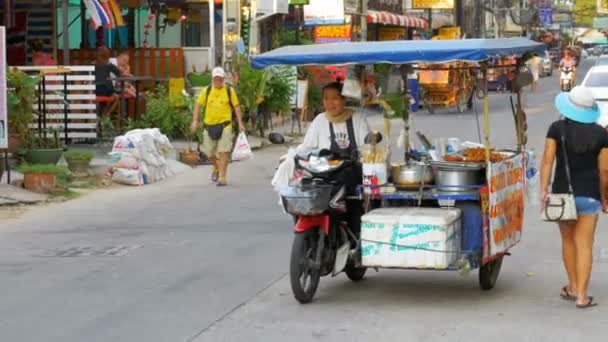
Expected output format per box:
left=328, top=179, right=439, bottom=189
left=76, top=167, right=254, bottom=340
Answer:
left=2, top=60, right=607, bottom=342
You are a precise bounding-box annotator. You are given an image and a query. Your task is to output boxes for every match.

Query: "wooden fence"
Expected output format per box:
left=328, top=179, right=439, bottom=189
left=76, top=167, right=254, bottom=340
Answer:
left=58, top=48, right=186, bottom=90
left=17, top=66, right=98, bottom=141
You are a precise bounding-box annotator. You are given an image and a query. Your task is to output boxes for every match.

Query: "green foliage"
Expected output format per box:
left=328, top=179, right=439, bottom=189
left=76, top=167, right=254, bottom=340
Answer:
left=233, top=54, right=271, bottom=116
left=262, top=66, right=296, bottom=115
left=18, top=163, right=67, bottom=175
left=64, top=150, right=95, bottom=161
left=27, top=128, right=62, bottom=149
left=178, top=94, right=197, bottom=150
left=278, top=28, right=314, bottom=46
left=136, top=85, right=187, bottom=138
left=7, top=69, right=39, bottom=142
left=573, top=0, right=596, bottom=27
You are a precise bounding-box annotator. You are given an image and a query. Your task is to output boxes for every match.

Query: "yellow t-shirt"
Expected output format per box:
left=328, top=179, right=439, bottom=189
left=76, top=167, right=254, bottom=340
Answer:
left=196, top=85, right=240, bottom=125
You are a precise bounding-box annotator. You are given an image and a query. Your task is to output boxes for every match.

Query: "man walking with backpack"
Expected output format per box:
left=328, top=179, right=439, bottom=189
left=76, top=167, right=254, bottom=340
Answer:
left=191, top=67, right=245, bottom=186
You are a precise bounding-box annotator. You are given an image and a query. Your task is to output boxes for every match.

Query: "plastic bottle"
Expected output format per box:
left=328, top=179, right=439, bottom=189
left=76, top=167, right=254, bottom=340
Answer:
left=525, top=149, right=540, bottom=206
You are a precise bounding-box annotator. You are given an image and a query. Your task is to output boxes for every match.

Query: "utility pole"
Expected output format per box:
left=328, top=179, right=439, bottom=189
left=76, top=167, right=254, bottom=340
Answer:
left=361, top=0, right=367, bottom=41
left=295, top=5, right=301, bottom=45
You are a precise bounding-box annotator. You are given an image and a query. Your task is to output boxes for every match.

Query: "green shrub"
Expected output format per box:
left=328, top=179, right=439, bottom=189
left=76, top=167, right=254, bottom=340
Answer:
left=19, top=163, right=67, bottom=175
left=64, top=150, right=95, bottom=161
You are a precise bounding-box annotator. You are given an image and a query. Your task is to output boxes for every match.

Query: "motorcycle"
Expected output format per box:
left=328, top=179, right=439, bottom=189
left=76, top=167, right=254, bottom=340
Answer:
left=281, top=149, right=367, bottom=304
left=560, top=67, right=574, bottom=92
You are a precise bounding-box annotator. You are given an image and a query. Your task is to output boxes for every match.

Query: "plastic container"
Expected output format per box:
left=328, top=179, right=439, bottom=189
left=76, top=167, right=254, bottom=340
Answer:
left=361, top=207, right=461, bottom=269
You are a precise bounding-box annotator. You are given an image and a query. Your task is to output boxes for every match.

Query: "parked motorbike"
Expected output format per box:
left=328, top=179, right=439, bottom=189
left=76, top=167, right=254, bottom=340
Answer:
left=281, top=149, right=366, bottom=304
left=560, top=67, right=574, bottom=92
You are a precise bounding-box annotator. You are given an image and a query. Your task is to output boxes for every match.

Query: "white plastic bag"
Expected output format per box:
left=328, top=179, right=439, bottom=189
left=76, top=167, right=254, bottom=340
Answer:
left=272, top=149, right=296, bottom=193
left=109, top=151, right=140, bottom=170
left=232, top=132, right=253, bottom=161
left=525, top=149, right=540, bottom=206
left=112, top=168, right=144, bottom=186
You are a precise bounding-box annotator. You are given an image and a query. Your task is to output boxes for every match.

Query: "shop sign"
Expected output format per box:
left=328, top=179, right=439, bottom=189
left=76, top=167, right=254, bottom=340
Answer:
left=378, top=27, right=406, bottom=41
left=314, top=25, right=352, bottom=43
left=598, top=0, right=608, bottom=14
left=368, top=0, right=402, bottom=12
left=487, top=153, right=525, bottom=257
left=0, top=27, right=6, bottom=150
left=412, top=0, right=454, bottom=9
left=257, top=0, right=289, bottom=15
left=552, top=13, right=570, bottom=23
left=594, top=17, right=608, bottom=29
left=304, top=0, right=345, bottom=26
left=539, top=8, right=552, bottom=27
left=290, top=0, right=310, bottom=5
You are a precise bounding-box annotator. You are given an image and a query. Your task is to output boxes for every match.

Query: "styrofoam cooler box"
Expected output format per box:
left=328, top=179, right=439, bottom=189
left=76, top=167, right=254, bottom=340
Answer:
left=361, top=207, right=461, bottom=269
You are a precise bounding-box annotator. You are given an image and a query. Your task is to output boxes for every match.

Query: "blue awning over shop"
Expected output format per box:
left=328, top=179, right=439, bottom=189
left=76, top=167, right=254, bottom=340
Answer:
left=250, top=38, right=546, bottom=69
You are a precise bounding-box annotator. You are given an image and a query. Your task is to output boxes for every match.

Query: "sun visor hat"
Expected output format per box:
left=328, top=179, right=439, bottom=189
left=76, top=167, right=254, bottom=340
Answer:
left=555, top=86, right=600, bottom=124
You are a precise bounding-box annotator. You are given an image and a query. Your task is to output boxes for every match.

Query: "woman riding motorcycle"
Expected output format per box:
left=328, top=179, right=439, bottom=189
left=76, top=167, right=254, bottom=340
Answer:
left=295, top=82, right=371, bottom=239
left=559, top=49, right=577, bottom=85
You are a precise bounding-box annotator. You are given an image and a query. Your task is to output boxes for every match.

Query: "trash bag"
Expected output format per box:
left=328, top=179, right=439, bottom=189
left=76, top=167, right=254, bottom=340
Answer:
left=232, top=132, right=254, bottom=161
left=112, top=168, right=144, bottom=186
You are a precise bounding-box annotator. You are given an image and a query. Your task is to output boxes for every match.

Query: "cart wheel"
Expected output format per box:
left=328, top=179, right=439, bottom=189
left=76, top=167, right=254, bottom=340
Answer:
left=345, top=264, right=367, bottom=282
left=479, top=255, right=504, bottom=290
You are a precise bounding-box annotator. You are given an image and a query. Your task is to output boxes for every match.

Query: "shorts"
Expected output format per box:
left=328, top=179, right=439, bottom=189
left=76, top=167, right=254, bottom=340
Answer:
left=575, top=197, right=602, bottom=215
left=202, top=125, right=233, bottom=157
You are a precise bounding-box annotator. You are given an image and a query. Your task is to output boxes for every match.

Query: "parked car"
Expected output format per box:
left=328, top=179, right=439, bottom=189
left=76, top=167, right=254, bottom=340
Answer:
left=595, top=55, right=608, bottom=66
left=540, top=50, right=553, bottom=77
left=581, top=66, right=608, bottom=128
left=592, top=45, right=608, bottom=56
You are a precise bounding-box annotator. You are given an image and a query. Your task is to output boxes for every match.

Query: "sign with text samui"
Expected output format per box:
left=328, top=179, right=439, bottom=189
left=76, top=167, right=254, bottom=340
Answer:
left=487, top=153, right=525, bottom=258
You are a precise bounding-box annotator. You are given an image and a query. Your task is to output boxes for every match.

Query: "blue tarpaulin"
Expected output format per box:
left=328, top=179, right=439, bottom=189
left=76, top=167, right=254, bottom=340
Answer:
left=250, top=38, right=546, bottom=69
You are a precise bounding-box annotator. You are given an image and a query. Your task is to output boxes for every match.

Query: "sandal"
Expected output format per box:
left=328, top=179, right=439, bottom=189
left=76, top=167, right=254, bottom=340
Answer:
left=576, top=296, right=598, bottom=309
left=560, top=286, right=576, bottom=301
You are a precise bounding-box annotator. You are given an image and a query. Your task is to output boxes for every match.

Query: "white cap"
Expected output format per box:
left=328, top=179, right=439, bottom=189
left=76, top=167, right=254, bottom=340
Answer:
left=212, top=67, right=225, bottom=78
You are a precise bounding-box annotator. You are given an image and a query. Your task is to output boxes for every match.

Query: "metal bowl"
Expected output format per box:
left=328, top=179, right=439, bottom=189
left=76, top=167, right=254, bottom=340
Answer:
left=391, top=162, right=434, bottom=186
left=431, top=162, right=486, bottom=192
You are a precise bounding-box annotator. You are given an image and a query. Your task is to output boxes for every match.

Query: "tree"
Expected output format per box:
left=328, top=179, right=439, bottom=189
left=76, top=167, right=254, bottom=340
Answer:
left=573, top=0, right=597, bottom=27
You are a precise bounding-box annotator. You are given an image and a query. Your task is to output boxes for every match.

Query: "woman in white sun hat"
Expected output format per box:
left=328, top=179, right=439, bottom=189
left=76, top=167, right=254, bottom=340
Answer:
left=540, top=86, right=608, bottom=309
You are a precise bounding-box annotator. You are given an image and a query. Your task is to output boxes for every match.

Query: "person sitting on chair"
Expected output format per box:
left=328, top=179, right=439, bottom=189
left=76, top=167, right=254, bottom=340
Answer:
left=94, top=46, right=121, bottom=119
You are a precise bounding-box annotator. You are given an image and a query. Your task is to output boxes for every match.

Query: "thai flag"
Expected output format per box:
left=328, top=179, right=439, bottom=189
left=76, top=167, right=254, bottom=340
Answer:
left=84, top=0, right=111, bottom=29
left=3, top=0, right=16, bottom=29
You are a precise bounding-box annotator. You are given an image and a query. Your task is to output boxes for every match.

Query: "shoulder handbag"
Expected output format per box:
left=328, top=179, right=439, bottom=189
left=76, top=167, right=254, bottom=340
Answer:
left=542, top=121, right=578, bottom=222
left=203, top=85, right=236, bottom=140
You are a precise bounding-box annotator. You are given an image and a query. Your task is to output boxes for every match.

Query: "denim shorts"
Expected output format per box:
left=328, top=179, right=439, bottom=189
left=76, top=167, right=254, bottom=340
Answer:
left=575, top=197, right=602, bottom=215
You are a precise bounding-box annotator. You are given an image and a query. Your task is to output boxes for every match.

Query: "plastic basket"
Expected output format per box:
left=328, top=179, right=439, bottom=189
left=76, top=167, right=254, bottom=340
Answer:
left=280, top=185, right=333, bottom=216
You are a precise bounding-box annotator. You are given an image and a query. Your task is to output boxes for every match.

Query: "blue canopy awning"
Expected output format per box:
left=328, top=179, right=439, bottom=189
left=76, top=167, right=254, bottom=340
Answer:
left=250, top=38, right=546, bottom=69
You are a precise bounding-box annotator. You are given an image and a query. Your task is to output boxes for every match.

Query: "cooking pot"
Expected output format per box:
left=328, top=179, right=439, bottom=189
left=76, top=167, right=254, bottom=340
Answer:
left=430, top=161, right=485, bottom=192
left=391, top=162, right=434, bottom=186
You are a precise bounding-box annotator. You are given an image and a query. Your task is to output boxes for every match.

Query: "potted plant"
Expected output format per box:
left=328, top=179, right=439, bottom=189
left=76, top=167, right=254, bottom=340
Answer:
left=19, top=163, right=66, bottom=194
left=178, top=95, right=200, bottom=166
left=7, top=69, right=39, bottom=153
left=23, top=128, right=64, bottom=165
left=64, top=150, right=95, bottom=176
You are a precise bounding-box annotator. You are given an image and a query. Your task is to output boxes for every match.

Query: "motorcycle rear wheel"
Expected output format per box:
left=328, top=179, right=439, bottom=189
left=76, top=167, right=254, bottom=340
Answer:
left=290, top=229, right=322, bottom=304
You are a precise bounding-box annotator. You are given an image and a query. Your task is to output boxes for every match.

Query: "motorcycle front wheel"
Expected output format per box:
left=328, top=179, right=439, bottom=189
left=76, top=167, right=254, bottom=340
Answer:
left=290, top=229, right=322, bottom=304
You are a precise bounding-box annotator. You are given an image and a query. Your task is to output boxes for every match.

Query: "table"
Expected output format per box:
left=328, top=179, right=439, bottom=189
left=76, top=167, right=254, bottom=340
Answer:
left=113, top=76, right=171, bottom=120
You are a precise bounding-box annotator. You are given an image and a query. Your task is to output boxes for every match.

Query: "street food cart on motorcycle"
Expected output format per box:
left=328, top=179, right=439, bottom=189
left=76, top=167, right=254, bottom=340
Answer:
left=253, top=38, right=545, bottom=304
